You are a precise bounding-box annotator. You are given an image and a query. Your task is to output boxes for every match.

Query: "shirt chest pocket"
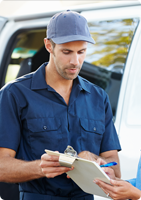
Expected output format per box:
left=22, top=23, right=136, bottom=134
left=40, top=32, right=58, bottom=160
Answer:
left=27, top=117, right=61, bottom=133
left=80, top=118, right=105, bottom=155
left=26, top=117, right=62, bottom=159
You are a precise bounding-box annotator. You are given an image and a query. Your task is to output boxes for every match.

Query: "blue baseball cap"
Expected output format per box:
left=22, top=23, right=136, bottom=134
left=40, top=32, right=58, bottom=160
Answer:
left=47, top=10, right=95, bottom=44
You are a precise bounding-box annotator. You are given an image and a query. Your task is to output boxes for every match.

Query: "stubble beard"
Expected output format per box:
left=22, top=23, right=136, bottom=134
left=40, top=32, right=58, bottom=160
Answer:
left=58, top=64, right=81, bottom=80
left=53, top=53, right=81, bottom=80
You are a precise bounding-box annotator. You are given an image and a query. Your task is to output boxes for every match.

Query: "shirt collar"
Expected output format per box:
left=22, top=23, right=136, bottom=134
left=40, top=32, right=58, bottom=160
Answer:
left=31, top=62, right=91, bottom=93
left=77, top=75, right=91, bottom=93
left=31, top=63, right=48, bottom=90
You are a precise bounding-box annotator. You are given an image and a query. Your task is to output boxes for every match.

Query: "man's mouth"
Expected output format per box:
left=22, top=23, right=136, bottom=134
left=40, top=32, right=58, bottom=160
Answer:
left=67, top=68, right=78, bottom=73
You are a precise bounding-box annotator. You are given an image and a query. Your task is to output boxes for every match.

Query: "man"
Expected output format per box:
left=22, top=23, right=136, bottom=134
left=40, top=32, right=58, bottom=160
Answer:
left=95, top=156, right=141, bottom=199
left=0, top=10, right=121, bottom=200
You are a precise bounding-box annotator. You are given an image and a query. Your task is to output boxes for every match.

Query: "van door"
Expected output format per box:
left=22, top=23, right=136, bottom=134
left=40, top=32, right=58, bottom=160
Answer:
left=0, top=16, right=8, bottom=68
left=117, top=20, right=141, bottom=180
left=0, top=16, right=8, bottom=33
left=81, top=4, right=141, bottom=193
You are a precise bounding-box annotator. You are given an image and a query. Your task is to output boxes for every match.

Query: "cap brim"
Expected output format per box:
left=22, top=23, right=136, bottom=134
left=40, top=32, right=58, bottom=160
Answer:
left=50, top=35, right=95, bottom=44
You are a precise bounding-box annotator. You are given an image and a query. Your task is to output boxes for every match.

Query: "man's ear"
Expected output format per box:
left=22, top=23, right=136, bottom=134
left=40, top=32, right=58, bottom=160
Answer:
left=44, top=38, right=53, bottom=53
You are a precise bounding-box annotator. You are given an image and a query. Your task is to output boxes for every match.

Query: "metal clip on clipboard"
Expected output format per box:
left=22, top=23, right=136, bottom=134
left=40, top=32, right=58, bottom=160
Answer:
left=59, top=146, right=77, bottom=168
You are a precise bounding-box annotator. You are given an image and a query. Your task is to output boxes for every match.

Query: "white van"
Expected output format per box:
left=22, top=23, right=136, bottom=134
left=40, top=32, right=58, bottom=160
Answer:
left=0, top=1, right=141, bottom=199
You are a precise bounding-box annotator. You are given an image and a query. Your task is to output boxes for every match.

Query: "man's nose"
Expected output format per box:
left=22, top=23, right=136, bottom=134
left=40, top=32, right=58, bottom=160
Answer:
left=70, top=54, right=79, bottom=66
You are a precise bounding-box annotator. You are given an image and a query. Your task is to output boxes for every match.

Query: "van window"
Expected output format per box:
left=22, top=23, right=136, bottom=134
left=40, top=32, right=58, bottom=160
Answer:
left=81, top=18, right=139, bottom=117
left=5, top=29, right=46, bottom=83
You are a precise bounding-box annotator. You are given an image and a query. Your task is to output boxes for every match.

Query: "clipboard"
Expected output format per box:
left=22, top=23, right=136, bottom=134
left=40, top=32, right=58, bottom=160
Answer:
left=45, top=146, right=112, bottom=199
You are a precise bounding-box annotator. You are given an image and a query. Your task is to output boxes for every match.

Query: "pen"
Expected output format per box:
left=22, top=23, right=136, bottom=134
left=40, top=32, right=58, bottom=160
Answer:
left=100, top=162, right=117, bottom=167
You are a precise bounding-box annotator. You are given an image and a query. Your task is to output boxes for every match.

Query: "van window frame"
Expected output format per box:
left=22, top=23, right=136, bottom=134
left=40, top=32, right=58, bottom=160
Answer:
left=0, top=27, right=46, bottom=88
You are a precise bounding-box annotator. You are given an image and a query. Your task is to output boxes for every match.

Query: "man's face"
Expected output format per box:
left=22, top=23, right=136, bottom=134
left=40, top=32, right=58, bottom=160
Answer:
left=51, top=41, right=87, bottom=80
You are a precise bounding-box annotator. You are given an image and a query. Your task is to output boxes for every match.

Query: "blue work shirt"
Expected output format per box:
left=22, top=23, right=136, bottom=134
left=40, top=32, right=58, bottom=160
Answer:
left=128, top=155, right=141, bottom=190
left=0, top=63, right=121, bottom=200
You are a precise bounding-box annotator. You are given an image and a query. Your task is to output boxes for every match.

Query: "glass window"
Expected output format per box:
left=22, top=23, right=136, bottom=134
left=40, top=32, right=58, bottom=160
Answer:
left=5, top=29, right=46, bottom=83
left=81, top=18, right=139, bottom=117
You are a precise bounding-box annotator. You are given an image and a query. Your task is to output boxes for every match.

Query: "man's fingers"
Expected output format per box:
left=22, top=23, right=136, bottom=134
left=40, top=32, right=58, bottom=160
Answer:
left=78, top=151, right=93, bottom=161
left=102, top=167, right=115, bottom=179
left=45, top=171, right=70, bottom=178
left=96, top=158, right=106, bottom=165
left=40, top=154, right=61, bottom=167
left=42, top=166, right=72, bottom=178
left=40, top=160, right=60, bottom=168
left=40, top=153, right=74, bottom=178
left=42, top=166, right=71, bottom=174
left=41, top=153, right=59, bottom=161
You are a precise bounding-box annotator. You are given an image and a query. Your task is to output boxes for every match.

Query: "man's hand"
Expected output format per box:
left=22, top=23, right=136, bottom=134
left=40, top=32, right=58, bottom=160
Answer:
left=78, top=151, right=107, bottom=165
left=40, top=153, right=73, bottom=178
left=96, top=157, right=106, bottom=166
left=78, top=150, right=121, bottom=178
left=100, top=166, right=116, bottom=180
left=78, top=151, right=98, bottom=161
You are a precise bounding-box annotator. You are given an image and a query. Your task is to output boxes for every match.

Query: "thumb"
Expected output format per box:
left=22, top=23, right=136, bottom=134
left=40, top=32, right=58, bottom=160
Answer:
left=110, top=179, right=122, bottom=186
left=96, top=158, right=106, bottom=166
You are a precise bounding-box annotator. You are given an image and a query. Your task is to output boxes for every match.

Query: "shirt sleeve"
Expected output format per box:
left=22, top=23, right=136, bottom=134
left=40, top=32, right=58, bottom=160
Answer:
left=0, top=85, right=21, bottom=151
left=126, top=178, right=136, bottom=187
left=100, top=93, right=121, bottom=153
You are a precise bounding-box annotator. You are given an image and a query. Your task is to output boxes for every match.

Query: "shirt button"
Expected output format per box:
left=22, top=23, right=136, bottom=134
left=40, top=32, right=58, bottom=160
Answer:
left=94, top=127, right=96, bottom=131
left=43, top=126, right=47, bottom=130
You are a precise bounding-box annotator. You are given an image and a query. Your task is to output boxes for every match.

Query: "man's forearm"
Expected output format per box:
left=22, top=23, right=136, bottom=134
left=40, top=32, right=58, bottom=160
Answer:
left=0, top=157, right=44, bottom=183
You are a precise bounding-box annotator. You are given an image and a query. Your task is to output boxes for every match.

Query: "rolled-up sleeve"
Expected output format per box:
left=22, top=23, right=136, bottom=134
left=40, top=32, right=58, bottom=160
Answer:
left=100, top=93, right=121, bottom=153
left=0, top=85, right=21, bottom=151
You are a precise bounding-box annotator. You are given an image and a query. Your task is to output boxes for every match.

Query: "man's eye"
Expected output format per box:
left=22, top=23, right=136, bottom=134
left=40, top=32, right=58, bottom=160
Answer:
left=63, top=51, right=70, bottom=54
left=79, top=51, right=85, bottom=54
